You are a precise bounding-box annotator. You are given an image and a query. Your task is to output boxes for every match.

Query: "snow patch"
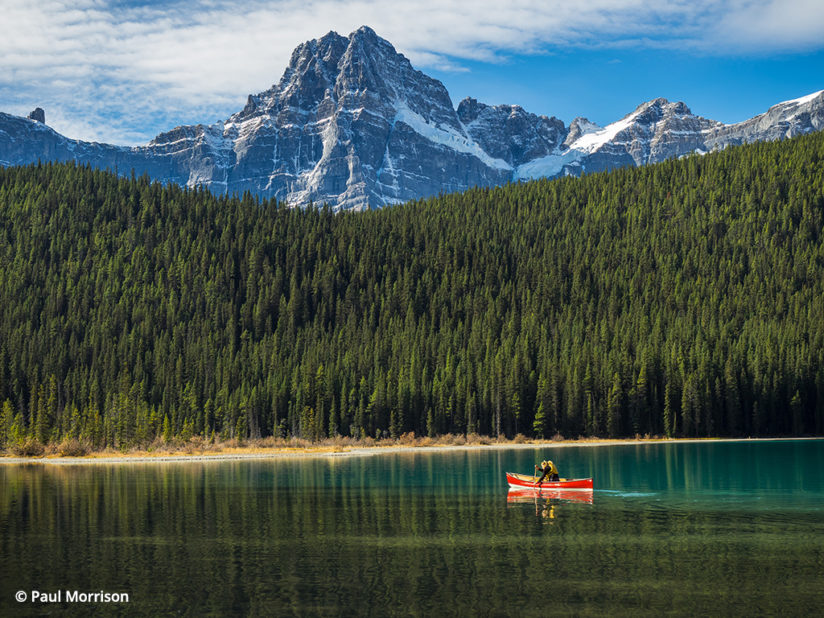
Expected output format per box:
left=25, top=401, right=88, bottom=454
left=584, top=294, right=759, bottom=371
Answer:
left=783, top=90, right=824, bottom=107
left=393, top=101, right=511, bottom=170
left=515, top=149, right=583, bottom=180
left=569, top=112, right=639, bottom=153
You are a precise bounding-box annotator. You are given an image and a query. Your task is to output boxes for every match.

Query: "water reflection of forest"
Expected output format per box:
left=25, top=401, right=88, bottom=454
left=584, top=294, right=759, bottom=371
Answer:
left=2, top=445, right=823, bottom=615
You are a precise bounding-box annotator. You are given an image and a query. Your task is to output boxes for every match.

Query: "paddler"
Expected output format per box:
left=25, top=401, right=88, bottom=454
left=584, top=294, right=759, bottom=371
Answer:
left=534, top=460, right=560, bottom=485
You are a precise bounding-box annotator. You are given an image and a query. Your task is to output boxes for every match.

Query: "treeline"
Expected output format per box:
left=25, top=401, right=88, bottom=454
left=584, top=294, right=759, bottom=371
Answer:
left=1, top=131, right=823, bottom=449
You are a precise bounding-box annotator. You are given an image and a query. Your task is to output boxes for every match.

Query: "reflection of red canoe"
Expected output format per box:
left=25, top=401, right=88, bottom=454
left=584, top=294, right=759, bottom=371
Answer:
left=507, top=488, right=594, bottom=505
left=505, top=472, right=594, bottom=490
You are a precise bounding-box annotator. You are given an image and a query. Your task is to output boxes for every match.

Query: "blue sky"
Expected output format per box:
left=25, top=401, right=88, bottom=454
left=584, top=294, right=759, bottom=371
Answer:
left=434, top=48, right=824, bottom=128
left=2, top=0, right=823, bottom=145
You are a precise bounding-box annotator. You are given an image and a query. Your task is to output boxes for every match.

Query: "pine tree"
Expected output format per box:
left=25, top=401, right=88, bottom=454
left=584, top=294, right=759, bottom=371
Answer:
left=533, top=400, right=547, bottom=439
left=0, top=399, right=13, bottom=447
left=162, top=414, right=172, bottom=442
left=607, top=372, right=623, bottom=438
left=663, top=381, right=674, bottom=438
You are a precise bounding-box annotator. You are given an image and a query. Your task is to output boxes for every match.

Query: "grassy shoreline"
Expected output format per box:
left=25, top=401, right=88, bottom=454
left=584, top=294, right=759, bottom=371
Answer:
left=2, top=434, right=814, bottom=465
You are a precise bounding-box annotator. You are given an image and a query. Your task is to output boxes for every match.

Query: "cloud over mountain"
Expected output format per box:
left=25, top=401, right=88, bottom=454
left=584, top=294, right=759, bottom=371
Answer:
left=2, top=1, right=823, bottom=144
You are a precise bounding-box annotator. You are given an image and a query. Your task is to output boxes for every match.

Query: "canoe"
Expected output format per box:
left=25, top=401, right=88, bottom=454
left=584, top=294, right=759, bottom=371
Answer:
left=507, top=488, right=594, bottom=505
left=505, top=472, right=593, bottom=490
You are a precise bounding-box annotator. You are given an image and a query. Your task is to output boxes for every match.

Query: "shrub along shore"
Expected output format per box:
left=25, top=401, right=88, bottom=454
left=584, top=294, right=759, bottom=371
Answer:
left=2, top=433, right=812, bottom=464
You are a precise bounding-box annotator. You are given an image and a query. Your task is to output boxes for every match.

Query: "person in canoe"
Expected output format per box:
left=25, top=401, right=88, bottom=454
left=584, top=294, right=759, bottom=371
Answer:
left=534, top=460, right=560, bottom=485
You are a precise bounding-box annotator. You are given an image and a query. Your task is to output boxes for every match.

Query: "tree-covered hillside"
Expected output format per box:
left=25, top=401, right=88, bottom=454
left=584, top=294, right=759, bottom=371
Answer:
left=1, top=131, right=823, bottom=449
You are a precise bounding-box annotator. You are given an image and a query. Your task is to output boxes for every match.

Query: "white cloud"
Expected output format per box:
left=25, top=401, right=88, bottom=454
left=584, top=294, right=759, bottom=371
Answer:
left=710, top=0, right=824, bottom=52
left=1, top=0, right=822, bottom=144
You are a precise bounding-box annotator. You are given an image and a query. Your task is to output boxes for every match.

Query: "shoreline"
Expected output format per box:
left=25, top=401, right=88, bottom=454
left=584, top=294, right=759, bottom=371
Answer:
left=1, top=436, right=819, bottom=465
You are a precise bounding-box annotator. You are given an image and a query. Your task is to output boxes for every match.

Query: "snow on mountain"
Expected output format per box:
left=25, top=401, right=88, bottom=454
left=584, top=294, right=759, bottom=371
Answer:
left=569, top=112, right=639, bottom=154
left=518, top=92, right=823, bottom=181
left=562, top=117, right=600, bottom=147
left=783, top=89, right=824, bottom=107
left=1, top=27, right=823, bottom=210
left=396, top=100, right=511, bottom=170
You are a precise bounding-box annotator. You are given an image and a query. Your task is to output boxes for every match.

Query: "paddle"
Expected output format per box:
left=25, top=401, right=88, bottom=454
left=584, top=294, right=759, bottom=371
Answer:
left=534, top=464, right=547, bottom=488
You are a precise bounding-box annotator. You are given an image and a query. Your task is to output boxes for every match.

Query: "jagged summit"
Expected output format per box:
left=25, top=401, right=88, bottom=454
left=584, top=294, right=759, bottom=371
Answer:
left=236, top=26, right=455, bottom=129
left=217, top=25, right=484, bottom=209
left=628, top=98, right=693, bottom=122
left=563, top=117, right=600, bottom=148
left=457, top=97, right=566, bottom=167
left=27, top=108, right=45, bottom=124
left=1, top=27, right=823, bottom=210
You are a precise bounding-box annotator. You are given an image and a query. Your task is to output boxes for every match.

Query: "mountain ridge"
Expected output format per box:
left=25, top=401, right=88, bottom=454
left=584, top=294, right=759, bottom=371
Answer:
left=1, top=26, right=822, bottom=210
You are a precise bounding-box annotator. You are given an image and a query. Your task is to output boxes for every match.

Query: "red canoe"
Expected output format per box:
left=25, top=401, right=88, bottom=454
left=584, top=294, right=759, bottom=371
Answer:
left=506, top=472, right=593, bottom=490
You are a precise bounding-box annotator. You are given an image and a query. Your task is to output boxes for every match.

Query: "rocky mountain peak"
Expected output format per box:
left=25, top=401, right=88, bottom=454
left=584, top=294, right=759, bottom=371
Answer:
left=335, top=26, right=460, bottom=132
left=27, top=108, right=45, bottom=124
left=627, top=98, right=695, bottom=126
left=570, top=116, right=598, bottom=128
left=348, top=25, right=384, bottom=49
left=563, top=117, right=600, bottom=147
left=284, top=31, right=348, bottom=78
left=340, top=25, right=401, bottom=76
left=457, top=97, right=567, bottom=167
left=455, top=97, right=483, bottom=123
left=233, top=26, right=460, bottom=135
left=234, top=30, right=347, bottom=122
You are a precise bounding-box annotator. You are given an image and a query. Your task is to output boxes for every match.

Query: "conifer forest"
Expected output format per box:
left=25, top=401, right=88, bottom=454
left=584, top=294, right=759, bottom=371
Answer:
left=1, top=132, right=823, bottom=449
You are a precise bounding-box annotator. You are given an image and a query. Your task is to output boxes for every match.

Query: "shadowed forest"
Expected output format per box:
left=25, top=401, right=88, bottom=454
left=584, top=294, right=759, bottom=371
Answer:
left=0, top=131, right=823, bottom=451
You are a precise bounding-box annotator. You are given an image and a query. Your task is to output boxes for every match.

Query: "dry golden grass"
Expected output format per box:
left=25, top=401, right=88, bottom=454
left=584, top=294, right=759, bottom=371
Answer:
left=1, top=432, right=680, bottom=460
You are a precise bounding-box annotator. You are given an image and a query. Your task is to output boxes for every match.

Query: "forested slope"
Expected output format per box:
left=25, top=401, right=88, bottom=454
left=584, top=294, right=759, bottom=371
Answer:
left=1, top=131, right=823, bottom=449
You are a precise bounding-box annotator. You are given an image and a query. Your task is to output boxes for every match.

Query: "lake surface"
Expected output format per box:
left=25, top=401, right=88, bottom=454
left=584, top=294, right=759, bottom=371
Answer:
left=2, top=440, right=823, bottom=616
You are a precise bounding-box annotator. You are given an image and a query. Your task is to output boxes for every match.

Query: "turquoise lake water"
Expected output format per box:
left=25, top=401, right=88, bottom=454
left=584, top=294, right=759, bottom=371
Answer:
left=1, top=439, right=823, bottom=615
